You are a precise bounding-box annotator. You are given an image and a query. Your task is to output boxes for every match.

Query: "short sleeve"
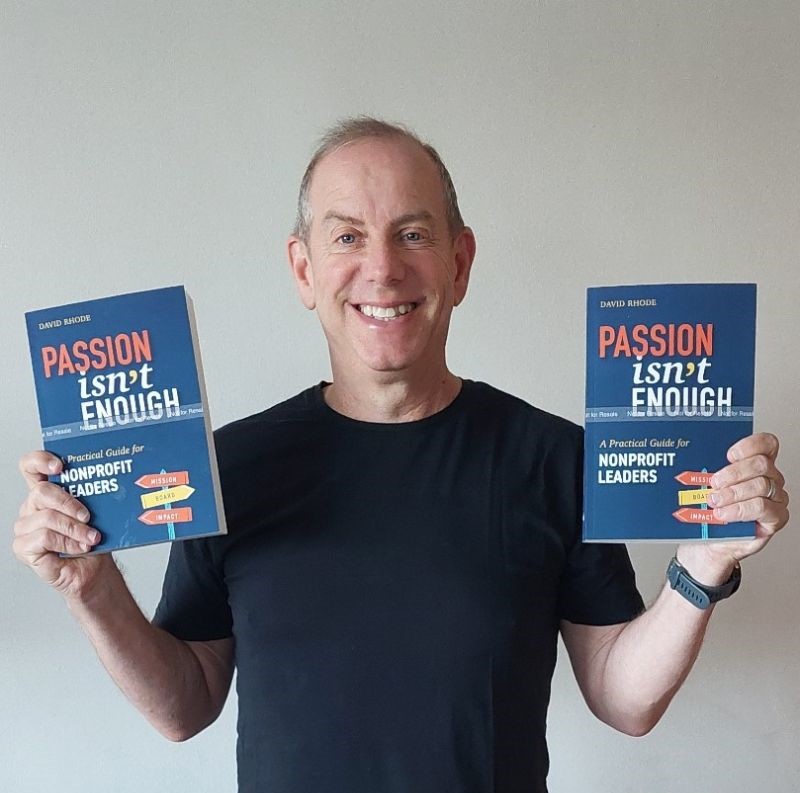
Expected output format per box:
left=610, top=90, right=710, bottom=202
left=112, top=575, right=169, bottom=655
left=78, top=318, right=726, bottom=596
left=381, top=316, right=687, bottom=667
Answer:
left=152, top=537, right=233, bottom=641
left=552, top=423, right=645, bottom=625
left=557, top=541, right=645, bottom=625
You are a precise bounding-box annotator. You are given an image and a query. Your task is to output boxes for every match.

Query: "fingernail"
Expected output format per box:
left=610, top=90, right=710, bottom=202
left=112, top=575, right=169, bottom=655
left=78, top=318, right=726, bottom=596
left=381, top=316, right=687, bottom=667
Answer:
left=48, top=460, right=59, bottom=472
left=77, top=508, right=91, bottom=522
left=707, top=492, right=718, bottom=506
left=80, top=543, right=90, bottom=553
left=87, top=530, right=99, bottom=544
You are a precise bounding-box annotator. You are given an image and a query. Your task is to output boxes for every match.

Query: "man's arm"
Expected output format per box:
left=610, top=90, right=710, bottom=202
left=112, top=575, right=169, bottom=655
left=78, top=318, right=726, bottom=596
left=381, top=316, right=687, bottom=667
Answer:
left=561, top=432, right=790, bottom=736
left=66, top=562, right=234, bottom=741
left=13, top=451, right=234, bottom=741
left=561, top=577, right=715, bottom=736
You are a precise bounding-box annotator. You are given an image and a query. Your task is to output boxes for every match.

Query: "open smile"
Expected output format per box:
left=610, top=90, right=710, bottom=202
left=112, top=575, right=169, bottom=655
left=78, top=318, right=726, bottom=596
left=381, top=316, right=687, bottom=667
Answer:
left=354, top=302, right=419, bottom=321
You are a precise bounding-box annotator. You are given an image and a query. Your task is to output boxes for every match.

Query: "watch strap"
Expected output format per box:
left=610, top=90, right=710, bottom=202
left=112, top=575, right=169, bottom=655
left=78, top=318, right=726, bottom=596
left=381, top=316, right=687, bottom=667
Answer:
left=666, top=557, right=741, bottom=609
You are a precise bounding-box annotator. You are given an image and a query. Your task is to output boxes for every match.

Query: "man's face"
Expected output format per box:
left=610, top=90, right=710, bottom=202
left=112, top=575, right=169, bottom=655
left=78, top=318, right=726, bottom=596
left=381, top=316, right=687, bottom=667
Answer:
left=287, top=137, right=475, bottom=382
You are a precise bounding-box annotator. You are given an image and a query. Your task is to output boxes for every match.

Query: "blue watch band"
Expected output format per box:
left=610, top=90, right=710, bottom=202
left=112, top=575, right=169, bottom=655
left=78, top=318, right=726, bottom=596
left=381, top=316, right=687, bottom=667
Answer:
left=666, top=557, right=741, bottom=609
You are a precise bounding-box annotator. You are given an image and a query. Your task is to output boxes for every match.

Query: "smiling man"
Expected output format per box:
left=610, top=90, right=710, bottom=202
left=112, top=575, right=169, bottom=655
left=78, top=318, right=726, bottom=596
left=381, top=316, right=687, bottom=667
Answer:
left=13, top=117, right=790, bottom=793
left=287, top=127, right=475, bottom=420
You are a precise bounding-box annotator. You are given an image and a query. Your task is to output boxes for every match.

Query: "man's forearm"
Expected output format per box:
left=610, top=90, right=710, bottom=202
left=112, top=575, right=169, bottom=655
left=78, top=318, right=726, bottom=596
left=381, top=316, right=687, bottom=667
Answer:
left=65, top=559, right=229, bottom=741
left=565, top=547, right=736, bottom=736
left=596, top=581, right=715, bottom=734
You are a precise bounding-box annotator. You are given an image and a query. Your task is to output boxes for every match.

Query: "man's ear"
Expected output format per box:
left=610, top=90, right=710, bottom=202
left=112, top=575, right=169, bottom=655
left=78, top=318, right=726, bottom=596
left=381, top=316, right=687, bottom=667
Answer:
left=287, top=235, right=316, bottom=310
left=453, top=226, right=476, bottom=307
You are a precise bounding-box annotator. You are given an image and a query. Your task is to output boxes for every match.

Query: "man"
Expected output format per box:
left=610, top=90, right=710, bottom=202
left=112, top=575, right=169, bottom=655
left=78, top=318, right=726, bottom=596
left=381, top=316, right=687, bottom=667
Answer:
left=14, top=118, right=790, bottom=792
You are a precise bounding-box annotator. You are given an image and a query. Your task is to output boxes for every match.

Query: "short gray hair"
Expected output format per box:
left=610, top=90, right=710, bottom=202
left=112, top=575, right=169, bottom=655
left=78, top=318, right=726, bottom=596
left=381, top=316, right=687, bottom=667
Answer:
left=293, top=116, right=465, bottom=242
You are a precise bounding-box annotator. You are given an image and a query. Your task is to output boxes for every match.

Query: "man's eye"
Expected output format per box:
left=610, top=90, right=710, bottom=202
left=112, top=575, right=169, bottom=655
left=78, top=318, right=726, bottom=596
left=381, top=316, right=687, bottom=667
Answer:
left=403, top=231, right=422, bottom=242
left=337, top=233, right=356, bottom=244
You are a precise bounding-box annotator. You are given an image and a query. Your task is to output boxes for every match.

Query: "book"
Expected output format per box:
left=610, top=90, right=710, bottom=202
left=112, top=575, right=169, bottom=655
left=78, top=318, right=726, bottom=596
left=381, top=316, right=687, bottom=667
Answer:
left=25, top=286, right=226, bottom=553
left=583, top=283, right=757, bottom=542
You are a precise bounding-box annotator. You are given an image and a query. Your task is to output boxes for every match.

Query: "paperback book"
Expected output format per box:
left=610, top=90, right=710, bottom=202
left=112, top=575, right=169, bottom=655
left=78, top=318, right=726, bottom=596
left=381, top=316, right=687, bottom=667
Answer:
left=583, top=283, right=756, bottom=542
left=25, top=286, right=226, bottom=553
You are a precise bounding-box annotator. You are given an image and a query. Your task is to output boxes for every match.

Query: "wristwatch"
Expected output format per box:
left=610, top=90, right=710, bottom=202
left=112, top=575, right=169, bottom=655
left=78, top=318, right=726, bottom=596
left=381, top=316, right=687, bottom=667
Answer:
left=666, top=556, right=741, bottom=609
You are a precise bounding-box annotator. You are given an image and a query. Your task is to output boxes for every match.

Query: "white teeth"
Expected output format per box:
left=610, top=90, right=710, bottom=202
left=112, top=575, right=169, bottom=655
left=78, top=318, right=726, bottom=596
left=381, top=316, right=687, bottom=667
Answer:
left=358, top=303, right=416, bottom=320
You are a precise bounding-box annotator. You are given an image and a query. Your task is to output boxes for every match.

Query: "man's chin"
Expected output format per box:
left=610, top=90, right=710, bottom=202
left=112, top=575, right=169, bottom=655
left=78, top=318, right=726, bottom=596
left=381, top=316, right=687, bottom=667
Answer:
left=357, top=354, right=428, bottom=379
left=330, top=337, right=443, bottom=380
left=363, top=360, right=416, bottom=376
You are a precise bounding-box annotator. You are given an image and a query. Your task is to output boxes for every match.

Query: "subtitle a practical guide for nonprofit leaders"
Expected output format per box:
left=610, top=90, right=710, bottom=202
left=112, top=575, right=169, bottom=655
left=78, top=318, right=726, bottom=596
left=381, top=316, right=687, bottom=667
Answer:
left=25, top=286, right=226, bottom=553
left=583, top=283, right=757, bottom=542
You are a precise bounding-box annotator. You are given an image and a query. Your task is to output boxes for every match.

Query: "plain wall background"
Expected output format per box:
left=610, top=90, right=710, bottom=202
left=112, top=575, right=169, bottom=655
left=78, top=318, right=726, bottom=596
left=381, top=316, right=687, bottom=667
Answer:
left=2, top=2, right=798, bottom=791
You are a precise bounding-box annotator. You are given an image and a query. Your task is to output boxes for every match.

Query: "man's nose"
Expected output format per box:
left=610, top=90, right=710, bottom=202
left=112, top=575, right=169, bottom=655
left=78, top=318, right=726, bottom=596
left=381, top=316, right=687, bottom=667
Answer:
left=362, top=240, right=405, bottom=284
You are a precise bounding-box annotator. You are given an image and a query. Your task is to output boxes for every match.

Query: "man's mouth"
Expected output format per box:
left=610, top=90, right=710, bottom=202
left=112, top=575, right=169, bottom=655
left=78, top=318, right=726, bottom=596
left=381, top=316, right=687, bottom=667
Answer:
left=356, top=303, right=418, bottom=321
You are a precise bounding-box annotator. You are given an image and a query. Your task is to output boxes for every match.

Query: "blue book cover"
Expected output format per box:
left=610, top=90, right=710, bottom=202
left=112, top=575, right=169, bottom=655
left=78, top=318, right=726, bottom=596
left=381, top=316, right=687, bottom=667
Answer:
left=25, top=286, right=226, bottom=553
left=583, top=283, right=756, bottom=542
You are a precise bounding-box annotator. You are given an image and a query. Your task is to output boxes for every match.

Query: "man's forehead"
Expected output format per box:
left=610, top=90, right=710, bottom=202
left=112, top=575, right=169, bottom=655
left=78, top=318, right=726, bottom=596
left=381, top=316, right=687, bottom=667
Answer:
left=311, top=138, right=439, bottom=193
left=307, top=137, right=445, bottom=221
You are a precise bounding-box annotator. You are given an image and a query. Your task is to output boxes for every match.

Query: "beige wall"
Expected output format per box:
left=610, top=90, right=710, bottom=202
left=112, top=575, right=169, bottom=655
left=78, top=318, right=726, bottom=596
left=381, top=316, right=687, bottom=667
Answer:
left=2, top=2, right=798, bottom=790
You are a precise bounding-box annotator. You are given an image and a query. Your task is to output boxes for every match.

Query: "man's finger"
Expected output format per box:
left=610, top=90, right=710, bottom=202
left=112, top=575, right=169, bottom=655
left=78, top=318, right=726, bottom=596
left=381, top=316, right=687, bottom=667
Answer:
left=710, top=455, right=784, bottom=491
left=713, top=496, right=789, bottom=533
left=727, top=432, right=779, bottom=464
left=707, top=475, right=782, bottom=508
left=18, top=451, right=63, bottom=489
left=13, top=527, right=92, bottom=559
left=21, top=481, right=91, bottom=523
left=14, top=508, right=100, bottom=548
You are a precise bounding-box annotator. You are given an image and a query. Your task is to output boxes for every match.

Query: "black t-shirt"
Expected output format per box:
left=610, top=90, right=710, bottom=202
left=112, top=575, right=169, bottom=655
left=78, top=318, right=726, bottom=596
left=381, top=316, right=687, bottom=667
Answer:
left=154, top=381, right=643, bottom=793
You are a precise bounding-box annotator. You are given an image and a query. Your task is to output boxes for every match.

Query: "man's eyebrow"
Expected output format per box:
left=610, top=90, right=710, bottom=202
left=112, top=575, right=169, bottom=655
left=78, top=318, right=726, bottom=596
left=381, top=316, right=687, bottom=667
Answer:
left=321, top=210, right=437, bottom=227
left=322, top=212, right=364, bottom=226
left=392, top=211, right=435, bottom=227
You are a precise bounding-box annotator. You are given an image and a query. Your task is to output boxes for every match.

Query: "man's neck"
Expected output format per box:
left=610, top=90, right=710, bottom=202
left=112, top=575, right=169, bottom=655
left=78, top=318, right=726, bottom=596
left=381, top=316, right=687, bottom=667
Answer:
left=323, top=368, right=462, bottom=423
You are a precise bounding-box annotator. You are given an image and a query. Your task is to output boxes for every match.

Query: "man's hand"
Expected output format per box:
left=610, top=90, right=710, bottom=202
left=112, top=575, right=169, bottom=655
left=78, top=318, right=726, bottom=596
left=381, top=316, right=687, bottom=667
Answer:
left=13, top=451, right=108, bottom=601
left=564, top=433, right=790, bottom=736
left=677, top=432, right=790, bottom=583
left=13, top=452, right=235, bottom=740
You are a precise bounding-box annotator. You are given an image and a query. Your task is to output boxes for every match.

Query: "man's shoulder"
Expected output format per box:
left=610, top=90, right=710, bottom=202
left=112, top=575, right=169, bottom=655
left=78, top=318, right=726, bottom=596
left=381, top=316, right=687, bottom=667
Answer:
left=464, top=379, right=582, bottom=441
left=212, top=384, right=323, bottom=464
left=216, top=385, right=320, bottom=433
